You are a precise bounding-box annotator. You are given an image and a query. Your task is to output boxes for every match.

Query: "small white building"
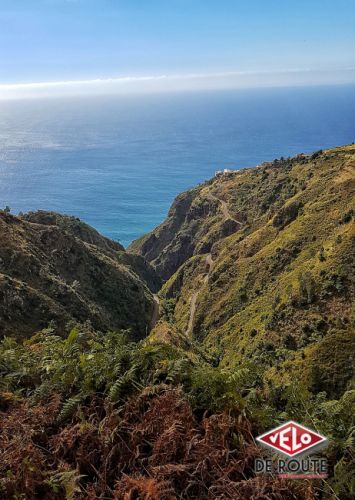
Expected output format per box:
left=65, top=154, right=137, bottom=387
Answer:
left=215, top=168, right=233, bottom=177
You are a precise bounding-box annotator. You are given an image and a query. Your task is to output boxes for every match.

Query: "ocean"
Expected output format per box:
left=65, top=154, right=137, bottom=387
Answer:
left=0, top=85, right=354, bottom=247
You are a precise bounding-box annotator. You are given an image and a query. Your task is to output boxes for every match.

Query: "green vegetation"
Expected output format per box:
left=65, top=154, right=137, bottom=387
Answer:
left=1, top=145, right=354, bottom=498
left=1, top=326, right=353, bottom=498
left=133, top=144, right=354, bottom=399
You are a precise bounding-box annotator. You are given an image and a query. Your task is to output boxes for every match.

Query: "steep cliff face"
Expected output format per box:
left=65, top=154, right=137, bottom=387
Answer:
left=0, top=211, right=159, bottom=339
left=128, top=184, right=241, bottom=280
left=131, top=145, right=355, bottom=398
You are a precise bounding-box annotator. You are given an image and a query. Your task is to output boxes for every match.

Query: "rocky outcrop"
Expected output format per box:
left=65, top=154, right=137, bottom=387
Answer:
left=128, top=186, right=227, bottom=280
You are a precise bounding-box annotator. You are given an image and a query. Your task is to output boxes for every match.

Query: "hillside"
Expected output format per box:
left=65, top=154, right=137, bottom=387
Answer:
left=130, top=144, right=355, bottom=398
left=0, top=211, right=159, bottom=339
left=1, top=145, right=354, bottom=499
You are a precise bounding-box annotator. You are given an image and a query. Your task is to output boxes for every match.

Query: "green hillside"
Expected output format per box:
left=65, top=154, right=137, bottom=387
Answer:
left=0, top=211, right=158, bottom=339
left=132, top=144, right=355, bottom=398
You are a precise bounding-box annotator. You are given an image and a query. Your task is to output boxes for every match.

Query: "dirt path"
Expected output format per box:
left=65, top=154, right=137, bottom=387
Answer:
left=150, top=294, right=160, bottom=330
left=204, top=253, right=214, bottom=283
left=187, top=291, right=199, bottom=335
left=207, top=190, right=242, bottom=225
left=187, top=187, right=242, bottom=336
left=187, top=253, right=214, bottom=335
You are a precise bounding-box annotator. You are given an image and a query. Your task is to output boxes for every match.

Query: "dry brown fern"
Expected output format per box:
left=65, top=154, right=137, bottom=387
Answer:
left=114, top=473, right=176, bottom=499
left=0, top=388, right=315, bottom=499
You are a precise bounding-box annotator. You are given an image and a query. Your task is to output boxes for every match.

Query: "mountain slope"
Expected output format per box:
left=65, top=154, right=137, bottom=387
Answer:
left=0, top=211, right=159, bottom=339
left=1, top=145, right=354, bottom=499
left=130, top=144, right=355, bottom=397
left=22, top=211, right=161, bottom=292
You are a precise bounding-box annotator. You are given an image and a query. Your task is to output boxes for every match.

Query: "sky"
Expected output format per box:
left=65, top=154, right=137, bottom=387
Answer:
left=0, top=0, right=355, bottom=99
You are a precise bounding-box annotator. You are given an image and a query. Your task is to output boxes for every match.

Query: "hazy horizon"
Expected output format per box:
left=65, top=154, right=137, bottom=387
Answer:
left=1, top=68, right=355, bottom=101
left=1, top=0, right=354, bottom=100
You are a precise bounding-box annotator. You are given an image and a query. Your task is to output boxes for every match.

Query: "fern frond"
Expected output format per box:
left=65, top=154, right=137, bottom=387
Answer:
left=56, top=396, right=82, bottom=424
left=46, top=469, right=85, bottom=500
left=108, top=377, right=126, bottom=403
left=108, top=364, right=138, bottom=403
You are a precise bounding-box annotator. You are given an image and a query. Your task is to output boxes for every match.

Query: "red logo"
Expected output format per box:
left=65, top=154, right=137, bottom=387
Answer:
left=257, top=421, right=327, bottom=457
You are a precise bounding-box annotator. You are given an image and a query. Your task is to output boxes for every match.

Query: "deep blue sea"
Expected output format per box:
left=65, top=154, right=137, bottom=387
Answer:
left=0, top=85, right=354, bottom=247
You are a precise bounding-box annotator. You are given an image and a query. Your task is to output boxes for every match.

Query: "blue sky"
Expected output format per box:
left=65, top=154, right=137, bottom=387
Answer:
left=0, top=0, right=354, bottom=98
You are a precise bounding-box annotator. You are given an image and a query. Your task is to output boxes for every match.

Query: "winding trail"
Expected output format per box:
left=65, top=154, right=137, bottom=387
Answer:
left=204, top=253, right=214, bottom=282
left=150, top=186, right=242, bottom=335
left=187, top=291, right=199, bottom=335
left=186, top=187, right=242, bottom=336
left=207, top=191, right=243, bottom=226
left=187, top=253, right=214, bottom=336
